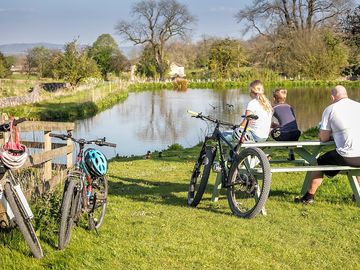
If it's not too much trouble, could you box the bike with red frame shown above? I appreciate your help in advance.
[49,132,116,250]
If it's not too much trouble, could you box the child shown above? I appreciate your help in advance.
[271,88,301,141]
[237,80,273,142]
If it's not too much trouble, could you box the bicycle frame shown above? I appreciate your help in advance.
[0,170,34,224]
[70,141,95,213]
[200,115,252,188]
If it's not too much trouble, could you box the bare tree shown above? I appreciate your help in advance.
[235,0,354,36]
[115,0,195,81]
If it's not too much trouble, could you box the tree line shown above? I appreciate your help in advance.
[0,0,359,83]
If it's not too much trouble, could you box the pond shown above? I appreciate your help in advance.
[73,87,360,158]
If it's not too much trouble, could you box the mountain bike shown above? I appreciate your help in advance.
[187,110,271,218]
[0,118,44,258]
[49,132,116,250]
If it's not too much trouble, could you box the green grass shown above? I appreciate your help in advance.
[2,81,129,121]
[0,79,35,98]
[1,144,360,269]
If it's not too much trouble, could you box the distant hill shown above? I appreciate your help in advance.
[0,43,64,55]
[0,43,138,58]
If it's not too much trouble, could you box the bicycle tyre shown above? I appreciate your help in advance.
[188,146,214,207]
[227,147,271,218]
[58,179,78,250]
[88,176,108,230]
[4,183,43,258]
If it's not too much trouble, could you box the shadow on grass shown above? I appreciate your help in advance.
[108,175,232,217]
[269,189,299,199]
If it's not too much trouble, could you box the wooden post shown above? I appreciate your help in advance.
[66,129,73,169]
[0,113,9,146]
[43,131,52,181]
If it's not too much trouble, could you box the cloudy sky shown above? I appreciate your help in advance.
[1,0,359,46]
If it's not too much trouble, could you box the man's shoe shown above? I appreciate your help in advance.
[294,196,314,204]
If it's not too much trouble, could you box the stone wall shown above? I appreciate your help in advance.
[0,84,41,108]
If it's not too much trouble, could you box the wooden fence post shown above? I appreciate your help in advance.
[67,129,73,169]
[0,113,9,146]
[43,131,52,181]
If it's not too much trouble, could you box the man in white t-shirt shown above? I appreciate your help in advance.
[295,85,360,204]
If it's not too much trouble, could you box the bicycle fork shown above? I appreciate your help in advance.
[0,183,34,223]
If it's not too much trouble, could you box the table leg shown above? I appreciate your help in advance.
[294,147,321,195]
[211,172,222,202]
[301,172,312,195]
[347,172,360,207]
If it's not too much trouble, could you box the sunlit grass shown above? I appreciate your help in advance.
[2,81,129,121]
[1,144,359,269]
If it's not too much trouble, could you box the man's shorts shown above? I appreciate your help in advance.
[317,150,360,177]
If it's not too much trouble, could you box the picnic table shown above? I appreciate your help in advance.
[211,140,360,207]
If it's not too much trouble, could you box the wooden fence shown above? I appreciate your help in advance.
[0,120,75,197]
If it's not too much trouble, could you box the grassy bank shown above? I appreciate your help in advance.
[3,81,129,121]
[1,143,359,269]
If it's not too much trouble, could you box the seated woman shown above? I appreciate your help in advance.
[271,88,301,141]
[238,80,273,143]
[223,80,272,161]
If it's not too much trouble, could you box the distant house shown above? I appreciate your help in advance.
[169,63,185,79]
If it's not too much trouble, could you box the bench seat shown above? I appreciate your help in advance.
[269,165,360,173]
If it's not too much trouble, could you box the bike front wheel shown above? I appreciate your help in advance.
[227,147,271,218]
[58,179,79,250]
[4,183,43,258]
[88,176,108,230]
[188,146,214,207]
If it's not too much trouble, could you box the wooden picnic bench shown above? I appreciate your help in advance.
[211,140,360,207]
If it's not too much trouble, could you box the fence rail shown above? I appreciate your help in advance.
[0,118,75,197]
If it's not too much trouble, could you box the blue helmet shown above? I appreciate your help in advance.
[84,148,108,177]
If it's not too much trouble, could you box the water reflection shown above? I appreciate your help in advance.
[71,87,360,157]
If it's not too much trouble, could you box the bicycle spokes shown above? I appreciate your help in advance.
[227,147,271,218]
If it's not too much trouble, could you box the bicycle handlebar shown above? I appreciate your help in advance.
[0,117,27,132]
[187,109,258,128]
[242,114,259,120]
[49,133,117,148]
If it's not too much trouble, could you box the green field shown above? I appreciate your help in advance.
[1,145,359,269]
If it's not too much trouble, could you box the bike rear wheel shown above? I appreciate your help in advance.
[58,179,79,250]
[227,147,271,218]
[188,146,214,207]
[88,176,108,230]
[4,183,43,258]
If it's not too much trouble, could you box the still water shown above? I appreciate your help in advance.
[73,87,360,158]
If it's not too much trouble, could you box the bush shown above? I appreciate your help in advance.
[167,143,184,151]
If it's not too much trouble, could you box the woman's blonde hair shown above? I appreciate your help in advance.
[249,80,272,113]
[273,88,287,104]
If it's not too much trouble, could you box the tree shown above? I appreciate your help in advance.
[250,29,349,79]
[0,52,11,78]
[115,0,195,80]
[58,41,100,86]
[25,46,52,77]
[342,5,360,47]
[341,5,360,75]
[136,45,159,79]
[90,34,128,80]
[110,51,130,76]
[165,39,196,69]
[235,0,353,36]
[208,39,247,79]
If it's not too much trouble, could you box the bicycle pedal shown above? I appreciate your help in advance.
[212,162,222,173]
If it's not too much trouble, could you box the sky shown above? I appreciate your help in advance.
[1,0,360,46]
[0,0,248,46]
